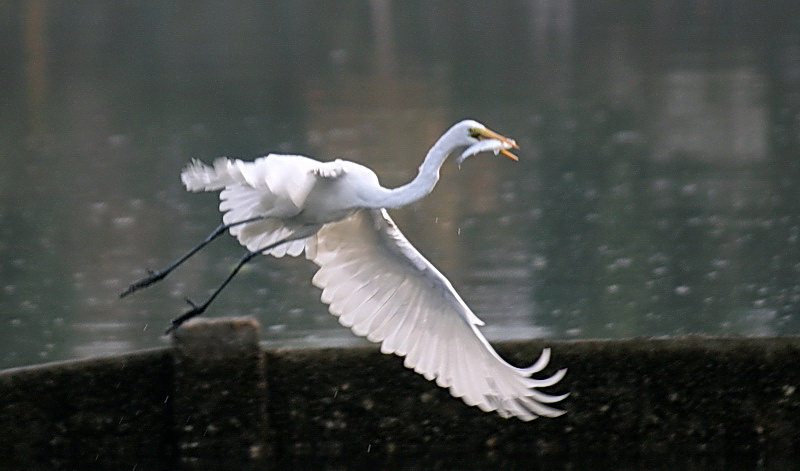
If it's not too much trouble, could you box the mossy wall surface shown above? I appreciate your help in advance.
[1,318,798,470]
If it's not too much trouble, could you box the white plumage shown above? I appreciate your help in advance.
[178,120,567,420]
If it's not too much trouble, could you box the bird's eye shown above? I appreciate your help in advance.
[468,128,484,139]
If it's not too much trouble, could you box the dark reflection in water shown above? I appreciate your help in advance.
[1,1,799,377]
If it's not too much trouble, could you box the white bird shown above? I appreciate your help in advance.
[122,119,567,421]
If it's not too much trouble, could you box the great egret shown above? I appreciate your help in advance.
[122,119,567,421]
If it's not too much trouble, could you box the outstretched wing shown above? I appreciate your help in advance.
[309,209,567,421]
[181,155,339,257]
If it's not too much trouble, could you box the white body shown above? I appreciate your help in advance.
[180,120,567,421]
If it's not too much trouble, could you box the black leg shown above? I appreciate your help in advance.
[120,216,265,298]
[164,249,263,334]
[162,228,314,335]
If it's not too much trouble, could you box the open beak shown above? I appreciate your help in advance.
[475,128,520,161]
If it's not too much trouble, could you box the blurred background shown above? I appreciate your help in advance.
[1,0,799,368]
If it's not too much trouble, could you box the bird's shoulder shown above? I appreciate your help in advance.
[311,158,379,182]
[258,155,371,180]
[244,155,382,212]
[311,158,347,179]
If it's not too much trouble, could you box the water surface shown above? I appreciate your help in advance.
[1,1,799,370]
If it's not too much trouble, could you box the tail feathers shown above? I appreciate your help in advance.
[181,158,243,191]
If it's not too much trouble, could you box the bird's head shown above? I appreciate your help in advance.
[454,120,520,167]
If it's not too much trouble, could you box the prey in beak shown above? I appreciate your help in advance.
[458,126,520,167]
[470,127,520,161]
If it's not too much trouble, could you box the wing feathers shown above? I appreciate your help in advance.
[309,209,566,420]
[184,155,567,420]
[181,155,325,257]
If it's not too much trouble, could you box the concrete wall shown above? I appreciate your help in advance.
[0,347,174,469]
[1,317,798,470]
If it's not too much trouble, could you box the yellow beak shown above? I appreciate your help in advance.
[476,128,520,161]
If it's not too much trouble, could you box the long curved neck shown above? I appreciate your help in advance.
[369,128,459,209]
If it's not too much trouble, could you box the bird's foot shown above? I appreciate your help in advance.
[164,297,207,335]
